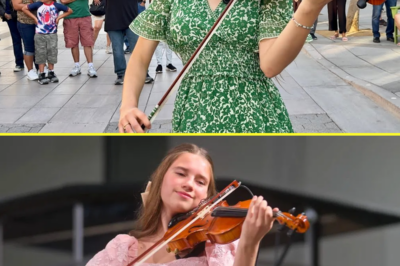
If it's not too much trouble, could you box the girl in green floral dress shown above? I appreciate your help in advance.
[119,0,331,133]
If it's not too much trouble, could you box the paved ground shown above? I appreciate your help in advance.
[0,2,399,133]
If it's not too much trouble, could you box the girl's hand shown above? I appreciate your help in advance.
[94,0,101,5]
[240,196,277,246]
[119,107,151,133]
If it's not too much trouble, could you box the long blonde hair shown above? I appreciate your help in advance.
[129,143,217,239]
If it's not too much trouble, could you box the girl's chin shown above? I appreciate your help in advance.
[171,203,195,215]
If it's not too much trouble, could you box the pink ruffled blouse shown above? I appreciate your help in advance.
[86,234,238,266]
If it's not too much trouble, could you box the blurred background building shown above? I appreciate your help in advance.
[0,137,399,266]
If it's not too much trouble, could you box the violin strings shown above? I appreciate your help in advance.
[213,207,294,221]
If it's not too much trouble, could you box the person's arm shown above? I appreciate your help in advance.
[118,0,171,133]
[119,37,159,132]
[232,196,277,266]
[259,0,330,78]
[232,240,260,266]
[11,0,25,11]
[21,4,37,23]
[56,7,72,23]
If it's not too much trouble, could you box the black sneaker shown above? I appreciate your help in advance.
[387,37,394,42]
[156,65,163,73]
[373,37,380,43]
[124,47,130,54]
[166,64,177,72]
[38,72,50,85]
[47,70,59,83]
[310,33,318,40]
[145,73,154,84]
[115,75,124,85]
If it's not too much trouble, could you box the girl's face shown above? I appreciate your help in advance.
[161,153,212,215]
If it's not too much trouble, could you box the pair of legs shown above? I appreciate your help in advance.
[17,21,37,72]
[34,34,58,84]
[155,42,173,66]
[93,16,111,47]
[328,0,347,40]
[107,28,138,78]
[372,0,396,41]
[63,16,97,76]
[6,19,24,70]
[395,13,400,45]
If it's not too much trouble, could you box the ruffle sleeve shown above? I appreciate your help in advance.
[258,0,293,42]
[205,240,239,266]
[129,0,172,42]
[86,234,138,266]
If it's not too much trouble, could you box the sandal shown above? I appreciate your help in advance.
[342,36,348,42]
[330,34,339,40]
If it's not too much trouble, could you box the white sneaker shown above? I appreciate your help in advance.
[87,65,98,78]
[105,46,112,54]
[70,65,81,77]
[27,69,39,81]
[14,65,23,72]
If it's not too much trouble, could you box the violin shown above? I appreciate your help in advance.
[129,180,310,266]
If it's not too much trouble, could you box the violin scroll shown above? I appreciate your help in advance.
[274,209,310,234]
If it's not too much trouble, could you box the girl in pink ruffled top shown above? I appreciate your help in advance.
[87,143,277,266]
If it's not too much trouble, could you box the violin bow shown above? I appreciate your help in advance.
[141,0,239,131]
[128,180,241,266]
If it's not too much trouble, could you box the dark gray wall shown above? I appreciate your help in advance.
[0,137,105,201]
[168,137,400,215]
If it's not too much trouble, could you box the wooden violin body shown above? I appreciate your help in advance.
[128,181,310,266]
[165,199,310,253]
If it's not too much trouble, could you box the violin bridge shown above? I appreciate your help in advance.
[198,205,211,219]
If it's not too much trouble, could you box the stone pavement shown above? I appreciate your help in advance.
[0,3,400,134]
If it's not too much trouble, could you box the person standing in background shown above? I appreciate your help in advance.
[0,0,24,72]
[91,0,112,54]
[60,0,98,78]
[327,0,347,41]
[12,0,40,80]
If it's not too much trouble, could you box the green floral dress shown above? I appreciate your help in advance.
[130,0,294,133]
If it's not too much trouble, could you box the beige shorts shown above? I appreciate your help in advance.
[93,15,105,21]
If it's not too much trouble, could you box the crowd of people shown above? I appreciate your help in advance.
[0,0,178,84]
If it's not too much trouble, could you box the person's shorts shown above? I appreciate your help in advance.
[34,33,58,64]
[93,15,105,21]
[63,16,94,48]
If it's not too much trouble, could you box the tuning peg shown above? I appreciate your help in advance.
[166,247,171,253]
[289,207,296,214]
[174,248,179,255]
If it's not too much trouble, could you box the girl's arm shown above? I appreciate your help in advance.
[119,37,159,132]
[232,196,277,266]
[232,240,260,266]
[259,0,329,78]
